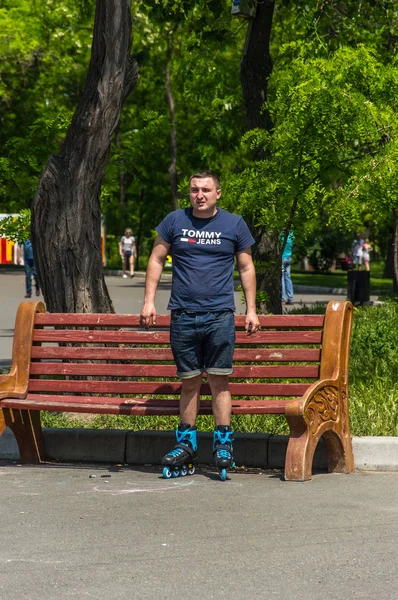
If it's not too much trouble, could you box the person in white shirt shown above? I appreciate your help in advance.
[119,228,136,278]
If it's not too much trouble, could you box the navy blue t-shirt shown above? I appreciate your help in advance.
[156,208,255,311]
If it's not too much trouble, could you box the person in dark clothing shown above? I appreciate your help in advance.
[140,170,260,479]
[17,239,40,298]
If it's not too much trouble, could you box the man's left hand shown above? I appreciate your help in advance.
[245,312,261,335]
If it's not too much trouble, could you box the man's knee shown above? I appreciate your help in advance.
[181,374,203,392]
[207,374,230,393]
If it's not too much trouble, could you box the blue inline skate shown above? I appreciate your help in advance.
[213,425,235,481]
[161,423,197,479]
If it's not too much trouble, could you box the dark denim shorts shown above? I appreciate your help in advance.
[170,310,235,379]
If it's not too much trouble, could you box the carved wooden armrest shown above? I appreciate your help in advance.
[285,378,345,437]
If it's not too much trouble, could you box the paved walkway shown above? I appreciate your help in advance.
[1,463,398,600]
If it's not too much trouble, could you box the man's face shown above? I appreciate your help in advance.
[189,177,221,218]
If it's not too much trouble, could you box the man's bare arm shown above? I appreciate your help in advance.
[236,248,260,334]
[140,235,171,328]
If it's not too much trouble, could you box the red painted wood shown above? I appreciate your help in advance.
[234,315,324,328]
[30,346,321,363]
[2,395,292,416]
[32,329,322,344]
[35,312,324,329]
[29,362,319,378]
[31,346,176,361]
[28,379,311,396]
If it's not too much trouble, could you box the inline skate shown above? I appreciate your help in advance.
[213,425,235,481]
[161,423,197,479]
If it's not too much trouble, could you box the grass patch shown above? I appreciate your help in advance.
[291,268,392,293]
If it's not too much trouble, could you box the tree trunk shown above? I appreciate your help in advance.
[240,0,274,132]
[166,31,178,211]
[253,227,281,314]
[240,1,280,313]
[31,0,138,313]
[115,125,126,206]
[393,208,398,294]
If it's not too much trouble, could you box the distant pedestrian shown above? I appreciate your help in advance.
[281,231,294,305]
[351,233,364,270]
[362,239,373,271]
[119,228,136,278]
[17,239,40,298]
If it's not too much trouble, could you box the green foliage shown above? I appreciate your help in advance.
[0,209,31,241]
[225,44,398,240]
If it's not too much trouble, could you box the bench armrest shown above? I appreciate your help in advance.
[285,378,345,438]
[0,301,45,401]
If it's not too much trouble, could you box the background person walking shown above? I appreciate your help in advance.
[119,228,136,278]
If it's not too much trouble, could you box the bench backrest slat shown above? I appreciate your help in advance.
[30,346,322,362]
[34,313,325,328]
[29,363,319,379]
[32,329,323,345]
[28,379,312,396]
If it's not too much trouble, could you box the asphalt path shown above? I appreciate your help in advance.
[0,463,397,600]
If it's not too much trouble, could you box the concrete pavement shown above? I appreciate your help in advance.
[0,462,397,600]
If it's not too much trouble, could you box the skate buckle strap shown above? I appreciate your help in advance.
[213,443,232,458]
[174,443,195,458]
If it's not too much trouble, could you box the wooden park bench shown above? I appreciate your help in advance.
[0,300,354,481]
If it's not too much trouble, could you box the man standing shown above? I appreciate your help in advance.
[281,230,295,305]
[17,239,40,299]
[140,170,260,477]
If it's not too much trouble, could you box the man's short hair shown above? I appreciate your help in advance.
[189,170,221,190]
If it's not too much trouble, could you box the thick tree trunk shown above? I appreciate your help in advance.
[240,1,280,314]
[31,0,138,313]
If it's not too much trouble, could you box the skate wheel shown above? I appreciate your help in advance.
[171,468,180,478]
[219,468,227,482]
[180,466,188,477]
[163,466,172,479]
[188,465,195,476]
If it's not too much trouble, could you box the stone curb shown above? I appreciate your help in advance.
[0,427,397,472]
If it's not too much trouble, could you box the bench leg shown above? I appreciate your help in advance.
[3,408,46,464]
[284,425,354,481]
[322,429,354,474]
[0,409,6,437]
[284,429,316,482]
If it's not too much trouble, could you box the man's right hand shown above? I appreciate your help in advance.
[140,303,157,329]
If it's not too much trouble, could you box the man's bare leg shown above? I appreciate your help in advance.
[179,374,203,426]
[207,374,232,426]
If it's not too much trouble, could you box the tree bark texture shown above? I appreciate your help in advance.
[393,208,398,294]
[32,0,138,313]
[240,0,274,132]
[166,32,178,211]
[253,227,282,314]
[240,1,279,313]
